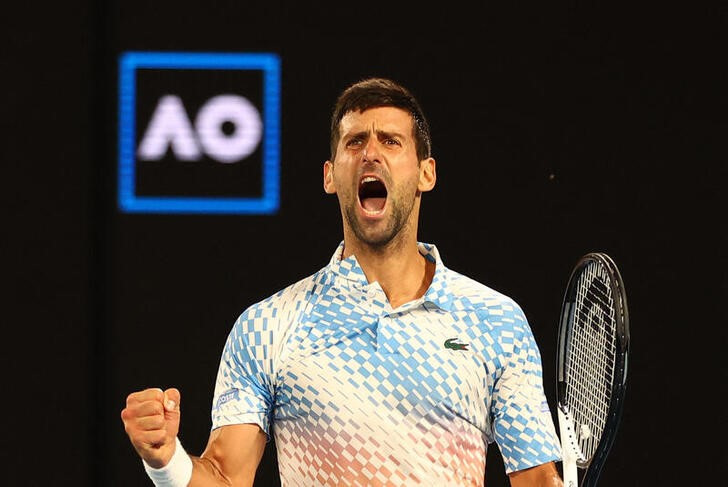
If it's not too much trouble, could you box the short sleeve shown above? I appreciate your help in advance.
[490,304,562,473]
[211,309,276,437]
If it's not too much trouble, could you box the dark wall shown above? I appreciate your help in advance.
[7,2,726,486]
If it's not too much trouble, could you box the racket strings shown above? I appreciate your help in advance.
[565,261,618,462]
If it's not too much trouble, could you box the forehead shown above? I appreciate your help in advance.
[339,106,414,136]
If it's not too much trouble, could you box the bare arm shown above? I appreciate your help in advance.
[189,424,267,486]
[121,388,267,486]
[508,462,563,487]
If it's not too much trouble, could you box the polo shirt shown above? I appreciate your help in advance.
[211,242,562,485]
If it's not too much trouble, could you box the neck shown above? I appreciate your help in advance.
[341,232,435,309]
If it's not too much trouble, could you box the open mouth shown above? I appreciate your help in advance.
[358,176,387,214]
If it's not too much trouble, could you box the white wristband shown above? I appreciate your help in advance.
[142,437,193,487]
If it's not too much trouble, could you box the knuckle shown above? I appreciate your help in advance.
[147,388,164,400]
[150,402,163,415]
[126,392,137,405]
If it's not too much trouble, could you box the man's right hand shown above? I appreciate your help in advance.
[121,387,182,468]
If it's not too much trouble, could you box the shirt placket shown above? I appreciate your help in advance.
[374,292,425,355]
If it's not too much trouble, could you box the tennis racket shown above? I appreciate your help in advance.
[556,252,630,487]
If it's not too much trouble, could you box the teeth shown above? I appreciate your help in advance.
[361,176,379,184]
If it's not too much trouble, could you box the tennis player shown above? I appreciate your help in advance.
[121,77,564,486]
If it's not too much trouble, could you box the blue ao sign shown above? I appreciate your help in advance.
[118,51,281,214]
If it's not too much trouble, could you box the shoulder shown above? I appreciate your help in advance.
[441,266,535,345]
[232,267,328,333]
[445,267,526,317]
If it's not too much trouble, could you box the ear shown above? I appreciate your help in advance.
[417,157,436,192]
[323,160,336,194]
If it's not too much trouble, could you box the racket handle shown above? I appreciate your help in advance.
[558,408,580,487]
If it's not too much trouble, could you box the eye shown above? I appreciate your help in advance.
[384,138,401,146]
[346,137,363,147]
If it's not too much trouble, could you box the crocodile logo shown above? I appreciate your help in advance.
[444,338,469,351]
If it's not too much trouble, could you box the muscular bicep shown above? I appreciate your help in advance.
[508,462,563,487]
[190,424,267,487]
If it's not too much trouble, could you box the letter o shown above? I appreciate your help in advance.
[194,95,263,163]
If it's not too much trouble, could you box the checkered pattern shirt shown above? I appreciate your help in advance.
[211,242,562,486]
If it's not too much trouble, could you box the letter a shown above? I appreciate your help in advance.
[137,95,202,161]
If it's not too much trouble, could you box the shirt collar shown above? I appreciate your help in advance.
[326,241,455,311]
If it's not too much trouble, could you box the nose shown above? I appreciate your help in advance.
[362,138,381,163]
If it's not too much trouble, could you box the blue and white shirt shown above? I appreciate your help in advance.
[211,242,562,486]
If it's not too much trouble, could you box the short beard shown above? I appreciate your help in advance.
[344,186,416,249]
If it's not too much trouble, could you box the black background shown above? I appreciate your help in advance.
[5,1,726,486]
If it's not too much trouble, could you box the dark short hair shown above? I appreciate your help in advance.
[329,78,432,161]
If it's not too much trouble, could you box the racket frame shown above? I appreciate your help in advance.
[556,252,630,487]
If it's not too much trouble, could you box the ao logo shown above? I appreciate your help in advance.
[138,94,263,163]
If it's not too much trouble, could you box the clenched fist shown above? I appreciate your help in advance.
[121,387,182,468]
